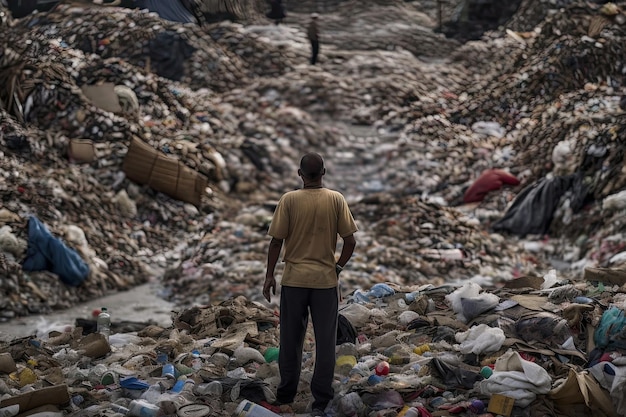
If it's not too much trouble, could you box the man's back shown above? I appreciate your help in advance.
[268,188,356,289]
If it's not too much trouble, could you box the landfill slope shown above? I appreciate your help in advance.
[0,0,624,320]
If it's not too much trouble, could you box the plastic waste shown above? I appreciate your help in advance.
[336,342,358,357]
[263,347,279,363]
[455,324,506,354]
[335,355,357,375]
[413,344,430,355]
[594,306,626,350]
[431,358,482,389]
[339,392,365,416]
[96,307,111,340]
[516,312,572,347]
[128,399,160,417]
[191,350,202,371]
[162,363,176,379]
[361,390,404,410]
[194,380,223,396]
[445,282,499,323]
[480,366,493,379]
[375,361,390,376]
[368,283,395,298]
[140,384,163,403]
[398,310,420,326]
[233,346,265,366]
[541,269,559,289]
[235,399,281,417]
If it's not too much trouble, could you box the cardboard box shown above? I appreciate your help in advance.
[81,83,122,113]
[123,136,208,206]
[68,139,96,163]
[487,393,515,416]
[0,385,70,412]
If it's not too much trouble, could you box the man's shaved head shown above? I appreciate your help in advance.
[299,152,325,179]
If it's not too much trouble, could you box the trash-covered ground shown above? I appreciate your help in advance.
[2,0,626,416]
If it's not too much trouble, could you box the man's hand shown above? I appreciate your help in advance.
[263,275,276,302]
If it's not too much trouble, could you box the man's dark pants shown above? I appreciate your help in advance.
[276,286,338,411]
[310,40,320,65]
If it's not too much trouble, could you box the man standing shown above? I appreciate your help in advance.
[266,0,286,25]
[263,152,357,416]
[307,13,320,65]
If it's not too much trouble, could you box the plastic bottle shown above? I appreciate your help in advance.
[97,307,111,340]
[190,350,202,370]
[109,404,130,415]
[194,380,223,396]
[171,380,195,409]
[234,399,281,417]
[128,399,160,417]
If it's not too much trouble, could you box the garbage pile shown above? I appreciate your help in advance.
[1,0,626,416]
[1,270,626,417]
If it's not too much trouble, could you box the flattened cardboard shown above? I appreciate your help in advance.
[81,83,122,113]
[0,384,70,412]
[74,332,111,358]
[68,139,96,163]
[487,393,515,416]
[549,368,618,417]
[123,136,208,206]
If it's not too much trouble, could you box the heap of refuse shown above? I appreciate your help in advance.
[1,0,626,415]
[2,268,626,416]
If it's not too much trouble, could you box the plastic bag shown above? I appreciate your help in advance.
[445,282,499,323]
[594,306,626,350]
[455,324,506,355]
[337,314,357,345]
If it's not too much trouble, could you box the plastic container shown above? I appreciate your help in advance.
[234,399,281,417]
[110,404,130,415]
[375,361,390,376]
[190,351,202,370]
[194,381,223,396]
[128,399,160,417]
[335,355,357,375]
[97,307,111,340]
[162,364,176,379]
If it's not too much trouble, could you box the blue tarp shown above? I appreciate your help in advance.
[22,216,90,286]
[135,0,196,24]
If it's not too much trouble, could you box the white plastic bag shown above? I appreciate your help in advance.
[445,282,499,323]
[455,324,505,355]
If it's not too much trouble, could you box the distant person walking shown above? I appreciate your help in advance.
[263,152,357,416]
[266,0,286,25]
[307,13,320,65]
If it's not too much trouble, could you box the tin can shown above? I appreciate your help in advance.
[162,363,176,379]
